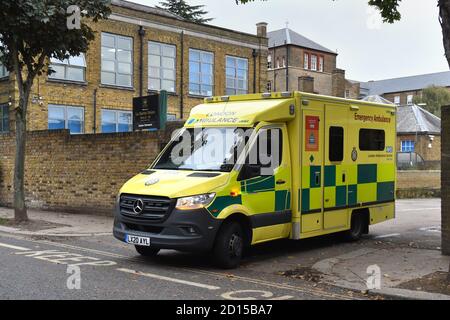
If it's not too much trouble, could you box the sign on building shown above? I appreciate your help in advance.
[133,91,167,131]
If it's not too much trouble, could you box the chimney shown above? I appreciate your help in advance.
[299,76,315,93]
[332,68,346,98]
[256,22,268,38]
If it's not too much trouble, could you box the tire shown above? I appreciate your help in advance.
[213,221,244,269]
[135,245,160,257]
[344,213,365,241]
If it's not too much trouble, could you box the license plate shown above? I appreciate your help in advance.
[125,234,151,246]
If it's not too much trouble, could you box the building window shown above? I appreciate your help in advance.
[267,54,272,69]
[226,56,248,95]
[359,129,385,151]
[319,56,324,72]
[401,140,415,152]
[407,94,413,105]
[49,54,86,82]
[266,81,272,92]
[394,95,401,105]
[311,55,318,71]
[345,90,350,98]
[101,33,133,87]
[329,126,344,162]
[189,49,214,96]
[276,58,280,68]
[0,104,9,133]
[0,61,8,79]
[148,41,176,93]
[101,109,132,133]
[304,53,309,69]
[48,105,84,134]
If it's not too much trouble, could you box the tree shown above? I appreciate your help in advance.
[158,0,212,23]
[0,0,110,222]
[413,86,450,117]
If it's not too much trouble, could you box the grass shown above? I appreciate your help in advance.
[0,217,9,225]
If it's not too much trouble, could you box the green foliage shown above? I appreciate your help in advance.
[158,0,212,23]
[413,86,450,117]
[0,0,111,79]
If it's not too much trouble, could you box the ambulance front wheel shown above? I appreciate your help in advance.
[213,221,244,269]
[135,245,160,257]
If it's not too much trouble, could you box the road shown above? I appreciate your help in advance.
[0,199,441,300]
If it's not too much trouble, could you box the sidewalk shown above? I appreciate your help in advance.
[312,246,450,300]
[0,207,112,237]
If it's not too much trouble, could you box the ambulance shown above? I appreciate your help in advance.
[113,92,396,268]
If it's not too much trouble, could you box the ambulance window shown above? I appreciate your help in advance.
[359,129,385,151]
[250,128,283,168]
[329,126,344,162]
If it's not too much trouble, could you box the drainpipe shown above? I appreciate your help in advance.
[285,41,289,91]
[252,49,258,93]
[180,31,185,119]
[138,26,146,97]
[93,88,97,134]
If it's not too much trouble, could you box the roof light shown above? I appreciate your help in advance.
[205,97,214,102]
[220,96,230,102]
[350,105,359,111]
[262,93,271,98]
[281,92,292,97]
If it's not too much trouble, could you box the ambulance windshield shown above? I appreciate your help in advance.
[153,127,254,172]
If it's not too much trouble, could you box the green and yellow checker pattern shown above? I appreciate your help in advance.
[300,163,395,213]
[207,175,291,217]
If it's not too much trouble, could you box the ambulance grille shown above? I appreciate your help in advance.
[120,194,173,222]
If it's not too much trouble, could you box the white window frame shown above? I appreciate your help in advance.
[0,104,9,133]
[319,56,324,72]
[407,94,414,105]
[304,53,309,69]
[225,56,248,95]
[49,53,86,82]
[401,140,415,152]
[266,81,272,92]
[48,105,85,134]
[394,95,401,105]
[101,109,133,133]
[311,54,318,71]
[148,41,176,93]
[101,33,133,88]
[267,54,272,69]
[189,48,214,96]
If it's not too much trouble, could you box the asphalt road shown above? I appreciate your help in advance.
[0,199,441,300]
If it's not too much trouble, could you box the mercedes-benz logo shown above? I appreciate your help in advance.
[133,199,144,214]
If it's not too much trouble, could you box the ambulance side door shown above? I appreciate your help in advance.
[323,104,350,230]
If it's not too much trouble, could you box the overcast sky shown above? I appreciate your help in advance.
[130,0,448,82]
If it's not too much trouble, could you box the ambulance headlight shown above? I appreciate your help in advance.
[176,193,216,210]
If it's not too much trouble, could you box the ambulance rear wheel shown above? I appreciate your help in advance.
[135,245,160,257]
[345,213,365,241]
[213,221,244,269]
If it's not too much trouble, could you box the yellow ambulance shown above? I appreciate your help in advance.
[113,92,396,268]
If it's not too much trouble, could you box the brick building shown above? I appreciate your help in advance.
[0,0,268,135]
[265,27,355,98]
[396,103,441,168]
[359,71,450,105]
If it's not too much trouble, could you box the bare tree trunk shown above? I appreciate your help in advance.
[438,0,450,282]
[13,97,28,222]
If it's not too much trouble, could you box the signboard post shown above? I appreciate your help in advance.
[133,90,167,131]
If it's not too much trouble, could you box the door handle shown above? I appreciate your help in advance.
[276,179,286,185]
